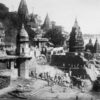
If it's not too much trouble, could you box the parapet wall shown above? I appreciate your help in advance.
[51,53,85,69]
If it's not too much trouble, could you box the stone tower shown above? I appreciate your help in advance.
[69,18,84,52]
[16,24,31,78]
[16,24,30,56]
[94,38,100,53]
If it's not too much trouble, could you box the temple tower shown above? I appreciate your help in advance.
[42,14,52,31]
[69,19,84,52]
[94,38,100,53]
[16,24,31,78]
[18,0,29,26]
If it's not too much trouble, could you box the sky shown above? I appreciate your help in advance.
[0,0,100,34]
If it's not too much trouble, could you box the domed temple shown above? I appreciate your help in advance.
[85,38,94,53]
[69,19,84,52]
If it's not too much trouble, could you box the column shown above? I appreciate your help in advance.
[19,59,30,79]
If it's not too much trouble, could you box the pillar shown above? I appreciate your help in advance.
[18,59,30,79]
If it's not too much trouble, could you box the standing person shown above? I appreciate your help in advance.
[34,46,38,57]
[41,46,47,56]
[69,68,72,77]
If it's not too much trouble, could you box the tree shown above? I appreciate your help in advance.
[0,3,9,19]
[44,26,65,47]
[8,12,19,28]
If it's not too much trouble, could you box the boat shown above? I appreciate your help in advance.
[8,90,27,99]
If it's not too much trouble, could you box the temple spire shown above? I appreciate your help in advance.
[94,38,100,53]
[73,18,79,28]
[42,13,52,31]
[18,0,29,23]
[85,38,94,53]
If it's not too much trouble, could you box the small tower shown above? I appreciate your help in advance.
[16,24,30,56]
[85,38,94,53]
[16,24,31,79]
[94,38,100,53]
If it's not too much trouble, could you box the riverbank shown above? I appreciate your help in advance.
[0,78,97,100]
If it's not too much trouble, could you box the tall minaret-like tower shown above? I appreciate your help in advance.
[16,24,30,56]
[16,24,31,79]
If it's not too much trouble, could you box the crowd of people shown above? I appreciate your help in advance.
[30,69,88,91]
[30,71,71,87]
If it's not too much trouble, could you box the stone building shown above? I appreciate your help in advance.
[69,19,84,52]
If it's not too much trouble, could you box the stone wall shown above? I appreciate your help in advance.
[51,54,85,69]
[50,54,88,78]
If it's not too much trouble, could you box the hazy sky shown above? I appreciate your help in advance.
[0,0,100,34]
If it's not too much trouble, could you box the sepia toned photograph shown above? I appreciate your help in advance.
[0,0,100,100]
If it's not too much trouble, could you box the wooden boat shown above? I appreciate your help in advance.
[8,90,27,99]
